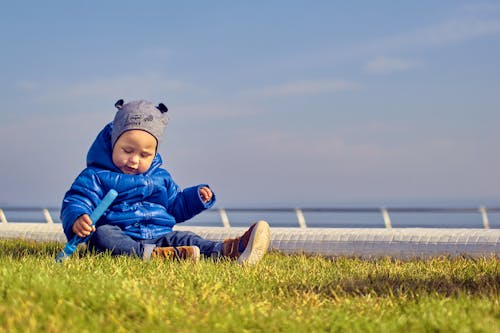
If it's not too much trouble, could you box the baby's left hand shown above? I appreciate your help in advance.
[199,186,213,203]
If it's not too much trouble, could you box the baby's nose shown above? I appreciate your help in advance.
[129,155,139,164]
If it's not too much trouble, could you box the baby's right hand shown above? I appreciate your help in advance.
[72,214,95,237]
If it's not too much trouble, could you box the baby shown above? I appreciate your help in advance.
[60,99,270,264]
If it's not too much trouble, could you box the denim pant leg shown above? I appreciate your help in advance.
[88,224,144,257]
[157,231,222,257]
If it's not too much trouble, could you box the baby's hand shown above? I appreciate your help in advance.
[72,214,95,237]
[199,186,213,203]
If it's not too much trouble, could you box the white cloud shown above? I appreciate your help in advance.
[0,112,110,205]
[16,73,188,105]
[279,6,500,75]
[411,18,500,46]
[369,15,500,53]
[139,47,173,60]
[365,57,419,74]
[248,79,359,97]
[212,128,500,201]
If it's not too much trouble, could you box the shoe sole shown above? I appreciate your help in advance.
[175,246,200,261]
[238,220,271,265]
[191,246,201,262]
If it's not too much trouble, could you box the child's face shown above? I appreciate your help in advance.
[112,130,157,174]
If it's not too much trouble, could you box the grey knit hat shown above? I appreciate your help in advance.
[111,99,169,147]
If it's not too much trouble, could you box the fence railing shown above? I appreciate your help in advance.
[1,206,499,229]
[216,207,500,229]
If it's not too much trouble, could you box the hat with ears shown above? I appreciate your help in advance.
[111,99,169,147]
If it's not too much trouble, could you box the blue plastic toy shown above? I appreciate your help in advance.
[55,189,118,262]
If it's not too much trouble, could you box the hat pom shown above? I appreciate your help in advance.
[114,99,124,110]
[157,103,168,114]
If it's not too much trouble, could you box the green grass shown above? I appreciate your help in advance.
[0,239,498,333]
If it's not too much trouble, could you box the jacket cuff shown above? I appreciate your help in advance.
[62,210,88,241]
[196,184,216,209]
[183,184,216,211]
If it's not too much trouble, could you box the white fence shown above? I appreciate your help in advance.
[0,223,499,259]
[1,206,499,229]
[1,206,499,258]
[1,205,499,258]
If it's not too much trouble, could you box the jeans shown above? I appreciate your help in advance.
[88,224,223,260]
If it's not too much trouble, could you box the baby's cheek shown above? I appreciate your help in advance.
[139,158,154,173]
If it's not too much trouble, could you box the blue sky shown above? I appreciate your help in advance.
[0,1,499,207]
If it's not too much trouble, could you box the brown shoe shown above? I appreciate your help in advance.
[151,246,201,261]
[222,220,270,265]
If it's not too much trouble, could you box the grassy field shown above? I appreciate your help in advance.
[0,239,498,332]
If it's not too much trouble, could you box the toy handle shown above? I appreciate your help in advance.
[55,189,118,262]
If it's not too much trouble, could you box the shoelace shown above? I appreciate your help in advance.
[172,246,183,259]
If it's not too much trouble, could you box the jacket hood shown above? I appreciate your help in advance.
[86,122,162,174]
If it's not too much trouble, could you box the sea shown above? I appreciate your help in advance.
[2,202,499,229]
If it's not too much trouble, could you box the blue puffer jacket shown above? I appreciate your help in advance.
[60,123,215,241]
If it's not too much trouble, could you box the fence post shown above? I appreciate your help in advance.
[219,208,231,228]
[295,208,307,228]
[0,209,7,223]
[381,208,392,229]
[42,209,54,224]
[479,206,490,229]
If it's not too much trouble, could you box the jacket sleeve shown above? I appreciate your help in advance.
[60,168,105,240]
[163,176,216,223]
